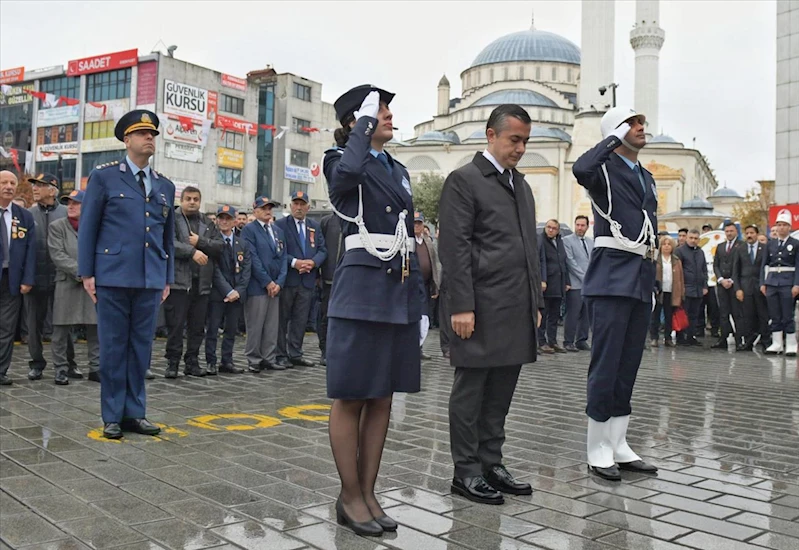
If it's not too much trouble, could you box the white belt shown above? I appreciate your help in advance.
[594,236,652,259]
[766,266,796,274]
[345,233,415,254]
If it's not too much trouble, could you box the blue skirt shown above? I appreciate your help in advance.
[326,317,421,399]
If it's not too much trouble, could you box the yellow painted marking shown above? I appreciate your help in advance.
[278,404,331,422]
[186,413,282,431]
[86,423,188,443]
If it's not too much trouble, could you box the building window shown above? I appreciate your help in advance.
[257,83,275,198]
[535,66,541,81]
[289,182,309,195]
[551,67,557,81]
[38,124,79,145]
[220,131,244,151]
[293,82,311,101]
[489,68,494,82]
[519,66,524,79]
[567,68,573,82]
[292,117,311,135]
[217,167,242,186]
[221,94,244,116]
[290,149,309,167]
[503,67,509,80]
[39,76,80,107]
[85,68,131,102]
[36,159,77,192]
[83,121,115,140]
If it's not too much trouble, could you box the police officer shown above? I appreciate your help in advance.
[78,109,174,440]
[760,210,799,356]
[324,85,422,536]
[572,106,659,481]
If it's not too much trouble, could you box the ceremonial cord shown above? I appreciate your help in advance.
[591,163,657,252]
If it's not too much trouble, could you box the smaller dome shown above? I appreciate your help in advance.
[415,131,461,145]
[711,187,742,198]
[438,74,450,87]
[681,196,713,210]
[474,89,557,108]
[649,134,682,145]
[464,130,487,141]
[530,127,572,142]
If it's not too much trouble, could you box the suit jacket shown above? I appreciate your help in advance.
[211,232,251,302]
[241,220,287,297]
[274,215,327,289]
[28,202,67,290]
[324,116,424,325]
[47,217,97,325]
[562,234,593,290]
[172,207,223,293]
[78,160,175,289]
[674,245,708,298]
[4,202,36,294]
[732,240,766,295]
[714,238,742,288]
[572,139,658,303]
[439,152,544,368]
[319,213,343,284]
[541,232,570,298]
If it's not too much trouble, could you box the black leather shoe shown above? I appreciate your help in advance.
[576,342,592,351]
[54,370,69,385]
[374,514,398,532]
[219,363,244,374]
[451,476,504,505]
[28,368,43,381]
[184,364,207,377]
[66,366,84,379]
[276,358,292,369]
[87,371,101,383]
[144,369,155,380]
[103,423,123,439]
[121,418,161,436]
[564,343,579,352]
[485,464,532,495]
[248,364,262,373]
[164,362,179,379]
[552,344,568,354]
[736,344,752,352]
[335,498,383,537]
[289,357,314,367]
[0,374,12,386]
[206,363,218,376]
[618,460,658,473]
[710,340,727,349]
[689,338,703,347]
[589,465,621,481]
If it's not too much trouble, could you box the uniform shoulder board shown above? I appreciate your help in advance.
[96,160,120,170]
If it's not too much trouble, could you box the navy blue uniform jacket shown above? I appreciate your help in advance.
[5,203,36,294]
[274,216,327,289]
[760,236,799,287]
[241,221,287,297]
[78,160,175,289]
[324,116,423,325]
[572,136,658,303]
[212,233,252,302]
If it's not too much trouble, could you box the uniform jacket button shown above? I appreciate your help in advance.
[386,268,392,274]
[145,198,150,202]
[385,206,392,213]
[146,227,150,232]
[145,242,149,248]
[104,248,109,253]
[145,212,150,217]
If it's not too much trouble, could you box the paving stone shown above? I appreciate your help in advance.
[515,508,617,539]
[578,492,673,519]
[385,504,469,535]
[644,493,738,519]
[210,521,306,550]
[442,507,544,537]
[120,480,194,504]
[233,499,322,531]
[251,480,333,509]
[25,494,101,523]
[443,526,546,550]
[190,481,264,507]
[526,490,606,517]
[672,531,765,550]
[708,494,799,520]
[14,538,94,549]
[91,494,173,525]
[749,532,799,550]
[633,478,721,501]
[161,498,245,528]
[1,489,29,516]
[26,461,94,484]
[597,531,696,550]
[0,511,68,546]
[588,510,691,541]
[381,487,471,514]
[59,516,147,549]
[520,528,618,550]
[693,479,774,501]
[285,522,389,550]
[132,518,224,550]
[2,475,65,500]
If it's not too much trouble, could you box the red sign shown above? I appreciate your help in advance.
[0,66,24,84]
[216,114,257,135]
[769,204,799,230]
[221,74,247,92]
[207,91,218,121]
[67,49,138,76]
[136,61,157,106]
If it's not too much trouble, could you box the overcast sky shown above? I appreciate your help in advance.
[1,0,776,194]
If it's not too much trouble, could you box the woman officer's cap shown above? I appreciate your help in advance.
[334,84,394,124]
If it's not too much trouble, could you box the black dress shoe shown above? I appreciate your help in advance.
[335,498,383,537]
[589,465,621,481]
[66,366,84,379]
[564,343,579,352]
[485,464,532,495]
[736,344,752,352]
[248,363,262,373]
[87,371,101,383]
[54,370,69,385]
[451,476,504,505]
[103,423,123,439]
[184,364,207,377]
[289,357,315,367]
[374,514,398,532]
[219,363,244,374]
[276,358,292,369]
[28,368,43,381]
[0,374,12,386]
[121,418,161,436]
[710,340,727,349]
[576,342,592,351]
[618,460,658,473]
[206,363,218,376]
[552,344,568,354]
[164,362,179,379]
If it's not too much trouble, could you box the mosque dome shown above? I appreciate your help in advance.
[414,131,461,145]
[711,187,742,198]
[681,197,714,210]
[530,127,572,142]
[650,134,678,144]
[473,89,558,108]
[470,29,581,68]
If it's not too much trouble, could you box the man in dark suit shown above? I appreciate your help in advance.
[732,224,770,351]
[674,229,708,347]
[318,212,342,366]
[78,110,174,439]
[539,219,570,354]
[440,104,543,505]
[205,205,251,374]
[712,221,743,349]
[0,171,36,385]
[274,191,327,368]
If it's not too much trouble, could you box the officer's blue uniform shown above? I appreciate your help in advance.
[760,236,799,333]
[78,111,175,424]
[324,112,423,399]
[572,135,658,422]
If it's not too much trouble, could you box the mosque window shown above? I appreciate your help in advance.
[503,67,509,80]
[536,67,541,81]
[489,68,494,82]
[519,66,525,79]
[551,67,557,81]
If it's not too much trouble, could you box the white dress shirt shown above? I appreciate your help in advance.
[662,255,673,293]
[482,150,514,190]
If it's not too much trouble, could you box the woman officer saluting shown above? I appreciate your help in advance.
[324,86,423,536]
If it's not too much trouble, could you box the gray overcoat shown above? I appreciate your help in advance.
[48,217,97,326]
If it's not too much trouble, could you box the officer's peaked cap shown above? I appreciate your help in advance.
[115,109,160,141]
[334,84,394,124]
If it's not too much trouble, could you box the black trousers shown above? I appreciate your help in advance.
[741,289,770,345]
[277,285,313,360]
[701,290,720,335]
[680,296,704,341]
[1,270,22,376]
[163,284,209,363]
[26,288,73,371]
[650,293,674,341]
[538,297,562,346]
[318,283,332,358]
[563,289,589,345]
[449,365,522,478]
[439,288,452,354]
[205,299,243,366]
[716,285,742,340]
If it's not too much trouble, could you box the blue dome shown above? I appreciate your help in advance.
[473,89,557,108]
[471,29,580,68]
[650,134,680,144]
[530,127,572,142]
[712,187,742,198]
[681,197,713,210]
[415,131,461,145]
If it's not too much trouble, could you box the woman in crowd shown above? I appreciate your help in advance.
[651,236,684,347]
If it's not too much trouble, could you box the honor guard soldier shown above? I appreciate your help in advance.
[760,210,799,356]
[78,109,175,440]
[572,106,659,481]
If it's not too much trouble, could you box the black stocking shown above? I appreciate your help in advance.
[358,396,392,518]
[329,398,373,522]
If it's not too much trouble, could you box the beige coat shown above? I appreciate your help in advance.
[656,253,685,307]
[48,217,97,325]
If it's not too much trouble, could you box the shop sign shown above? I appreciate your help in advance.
[0,84,33,106]
[164,80,215,122]
[216,114,256,135]
[136,61,158,106]
[84,98,129,123]
[67,49,138,76]
[36,142,78,162]
[161,116,209,146]
[166,142,203,163]
[221,73,247,92]
[81,137,125,153]
[37,105,80,126]
[0,66,24,84]
[217,147,244,169]
[284,164,315,184]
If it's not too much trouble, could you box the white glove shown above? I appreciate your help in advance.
[354,90,380,120]
[610,122,631,141]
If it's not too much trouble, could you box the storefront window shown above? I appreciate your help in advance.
[39,76,80,106]
[86,68,132,102]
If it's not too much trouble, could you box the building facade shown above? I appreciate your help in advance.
[776,0,799,205]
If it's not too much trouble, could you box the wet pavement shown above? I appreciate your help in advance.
[2,330,799,549]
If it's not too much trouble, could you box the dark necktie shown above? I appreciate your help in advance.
[377,152,393,176]
[0,207,8,268]
[136,170,146,195]
[225,236,235,265]
[727,241,732,254]
[750,244,755,264]
[298,221,306,255]
[633,165,646,195]
[581,237,588,256]
[498,170,512,190]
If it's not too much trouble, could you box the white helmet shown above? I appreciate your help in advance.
[600,106,646,139]
[776,209,792,225]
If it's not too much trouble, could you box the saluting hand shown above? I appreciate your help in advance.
[82,277,97,304]
[188,231,200,247]
[451,311,475,340]
[354,91,380,120]
[192,250,208,265]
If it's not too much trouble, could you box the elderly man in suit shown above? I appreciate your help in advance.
[562,215,594,352]
[440,104,543,505]
[539,219,570,354]
[732,225,770,351]
[274,190,327,368]
[414,211,440,359]
[47,190,100,385]
[0,171,36,386]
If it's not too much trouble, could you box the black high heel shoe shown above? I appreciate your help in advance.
[336,498,383,537]
[373,514,398,532]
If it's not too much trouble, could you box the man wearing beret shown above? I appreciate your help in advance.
[78,109,175,439]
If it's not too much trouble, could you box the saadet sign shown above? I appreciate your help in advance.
[164,80,210,121]
[769,204,799,230]
[67,49,138,76]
